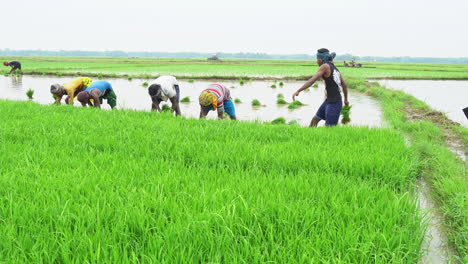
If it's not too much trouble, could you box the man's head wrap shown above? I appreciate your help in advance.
[3,62,8,66]
[316,48,336,63]
[50,83,64,94]
[199,91,217,110]
[82,77,93,87]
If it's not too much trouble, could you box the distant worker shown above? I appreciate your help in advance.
[463,107,468,120]
[76,80,117,109]
[50,77,93,105]
[148,75,181,116]
[343,61,349,67]
[292,48,349,127]
[3,60,21,74]
[199,84,236,120]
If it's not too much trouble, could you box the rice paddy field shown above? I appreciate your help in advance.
[2,56,468,80]
[0,56,467,263]
[0,100,424,263]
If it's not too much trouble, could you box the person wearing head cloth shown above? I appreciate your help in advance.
[292,48,349,127]
[199,84,236,120]
[147,75,181,116]
[50,77,93,105]
[3,60,21,74]
[76,80,117,109]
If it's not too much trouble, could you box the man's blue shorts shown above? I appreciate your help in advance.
[205,100,236,117]
[315,100,343,126]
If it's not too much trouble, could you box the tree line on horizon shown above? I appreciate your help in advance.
[1,49,467,64]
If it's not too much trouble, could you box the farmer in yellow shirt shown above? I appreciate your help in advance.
[50,77,93,105]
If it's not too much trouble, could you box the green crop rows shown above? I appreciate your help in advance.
[0,100,423,263]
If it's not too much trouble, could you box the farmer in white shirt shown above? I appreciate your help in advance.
[148,75,181,116]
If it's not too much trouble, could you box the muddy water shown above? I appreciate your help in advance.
[0,75,384,127]
[378,80,468,127]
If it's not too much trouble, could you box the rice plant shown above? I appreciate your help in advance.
[180,96,190,103]
[161,104,172,112]
[271,84,277,88]
[251,99,261,106]
[288,100,304,110]
[277,98,288,105]
[142,82,149,87]
[271,117,286,125]
[239,79,245,85]
[313,83,319,88]
[279,81,284,87]
[188,79,195,83]
[98,74,103,80]
[277,93,284,99]
[26,89,34,100]
[234,98,242,104]
[341,105,352,124]
[128,77,133,81]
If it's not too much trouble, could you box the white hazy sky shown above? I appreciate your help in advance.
[3,0,468,57]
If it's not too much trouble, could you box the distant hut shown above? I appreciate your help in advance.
[208,54,220,61]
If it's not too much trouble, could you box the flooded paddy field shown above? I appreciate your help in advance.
[0,75,384,127]
[378,80,468,127]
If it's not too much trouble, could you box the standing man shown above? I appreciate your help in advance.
[199,84,236,120]
[148,75,181,116]
[76,80,117,109]
[292,48,349,127]
[3,61,21,74]
[50,77,93,105]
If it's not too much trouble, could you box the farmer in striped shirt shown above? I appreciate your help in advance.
[199,84,236,120]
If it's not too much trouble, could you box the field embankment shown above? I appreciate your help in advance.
[348,79,467,263]
[0,100,423,263]
[2,56,468,80]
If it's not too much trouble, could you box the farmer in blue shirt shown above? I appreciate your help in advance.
[76,81,117,109]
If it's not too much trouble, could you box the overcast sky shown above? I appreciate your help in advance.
[3,0,467,57]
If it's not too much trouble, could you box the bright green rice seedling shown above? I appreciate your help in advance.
[313,83,319,88]
[230,86,236,89]
[98,74,103,80]
[180,96,190,103]
[161,104,172,112]
[188,79,195,83]
[42,72,46,76]
[271,84,277,88]
[288,120,299,126]
[271,117,286,125]
[239,79,245,85]
[251,99,261,106]
[128,76,133,81]
[234,98,242,103]
[277,98,288,105]
[288,101,304,110]
[279,81,284,87]
[142,82,149,87]
[26,89,34,100]
[277,93,284,99]
[341,105,352,121]
[57,73,62,77]
[4,73,9,77]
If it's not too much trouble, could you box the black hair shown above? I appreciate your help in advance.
[317,48,330,53]
[148,84,161,96]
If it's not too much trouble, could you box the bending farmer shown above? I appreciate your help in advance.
[77,80,117,109]
[148,75,181,116]
[292,48,349,127]
[3,61,21,74]
[199,84,236,120]
[50,77,93,105]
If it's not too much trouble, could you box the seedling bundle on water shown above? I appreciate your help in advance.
[26,89,34,100]
[234,98,242,104]
[288,100,304,109]
[251,99,262,106]
[161,104,173,112]
[180,96,190,103]
[142,82,149,87]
